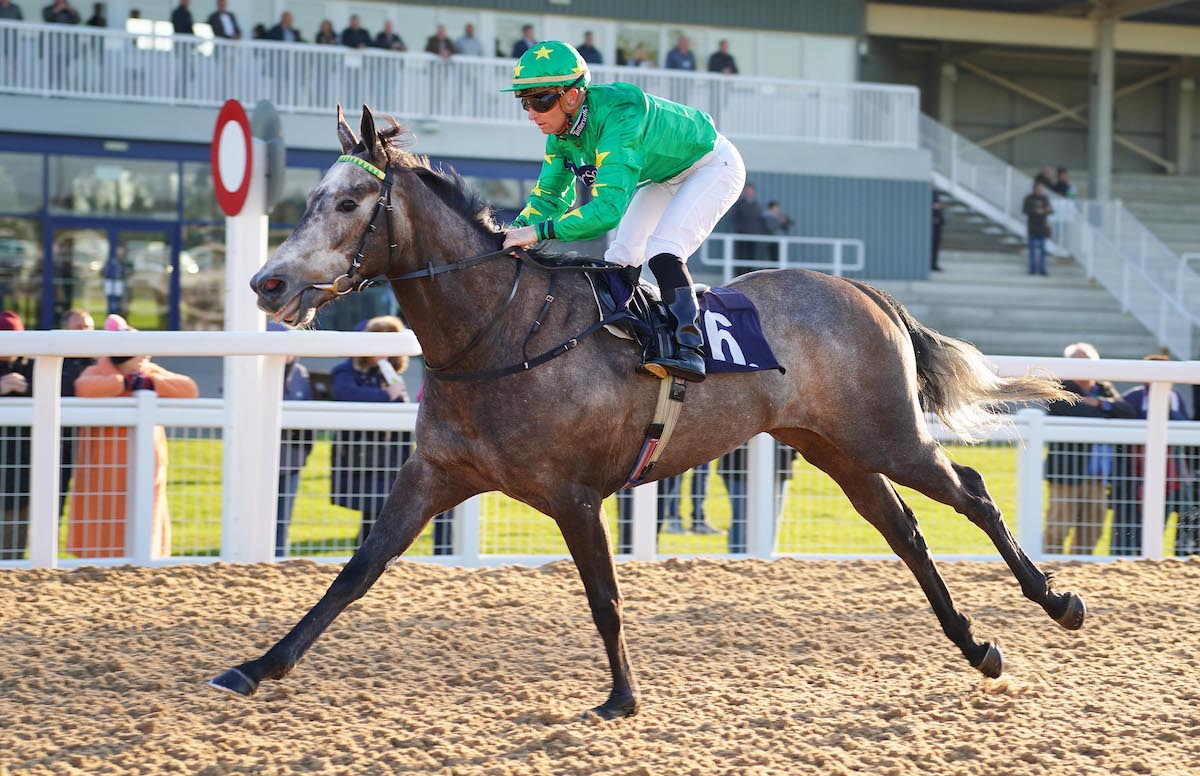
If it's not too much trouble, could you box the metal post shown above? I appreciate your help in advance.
[1087,16,1115,200]
[28,357,64,569]
[1140,382,1171,559]
[129,389,158,563]
[746,434,777,558]
[457,494,482,565]
[1005,166,1013,216]
[723,235,733,284]
[631,481,658,562]
[950,133,958,186]
[1015,408,1046,561]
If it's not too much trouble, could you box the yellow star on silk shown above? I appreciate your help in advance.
[559,208,583,222]
[595,150,611,167]
[531,185,543,197]
[513,63,524,77]
[544,153,556,165]
[571,65,581,74]
[519,204,542,220]
[590,183,607,197]
[533,46,553,60]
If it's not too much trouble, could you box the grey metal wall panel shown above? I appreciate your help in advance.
[386,0,866,35]
[716,173,931,280]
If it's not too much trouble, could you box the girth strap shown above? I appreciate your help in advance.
[623,376,688,488]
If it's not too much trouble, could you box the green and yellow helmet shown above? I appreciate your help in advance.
[502,40,591,93]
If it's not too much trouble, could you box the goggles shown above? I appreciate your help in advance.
[518,74,585,113]
[520,90,564,114]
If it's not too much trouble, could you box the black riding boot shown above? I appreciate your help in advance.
[646,289,706,382]
[645,253,705,382]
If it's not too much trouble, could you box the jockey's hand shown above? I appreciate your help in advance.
[502,225,538,251]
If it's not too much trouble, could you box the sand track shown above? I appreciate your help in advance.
[2,558,1199,775]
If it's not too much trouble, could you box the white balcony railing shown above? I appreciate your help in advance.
[0,20,919,148]
[694,233,865,282]
[0,331,1196,570]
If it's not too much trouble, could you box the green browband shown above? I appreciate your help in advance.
[337,155,386,180]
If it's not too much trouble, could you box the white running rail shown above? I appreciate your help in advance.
[0,20,919,148]
[694,234,865,282]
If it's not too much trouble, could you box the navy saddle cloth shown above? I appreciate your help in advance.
[598,272,784,375]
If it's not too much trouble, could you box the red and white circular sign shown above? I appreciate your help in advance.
[211,100,253,217]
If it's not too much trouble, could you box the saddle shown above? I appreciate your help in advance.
[587,270,709,368]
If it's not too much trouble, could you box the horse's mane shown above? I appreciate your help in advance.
[367,115,601,268]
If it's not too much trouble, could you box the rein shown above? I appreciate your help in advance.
[319,153,629,381]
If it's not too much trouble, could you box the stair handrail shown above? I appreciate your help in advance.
[921,113,1196,358]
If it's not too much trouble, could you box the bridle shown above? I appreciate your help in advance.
[311,152,629,381]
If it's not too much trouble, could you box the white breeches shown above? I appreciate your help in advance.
[603,134,746,268]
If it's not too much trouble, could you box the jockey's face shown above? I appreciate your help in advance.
[522,87,582,136]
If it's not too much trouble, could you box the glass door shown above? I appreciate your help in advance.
[50,223,177,330]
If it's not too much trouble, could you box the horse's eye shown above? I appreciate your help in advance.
[337,199,358,213]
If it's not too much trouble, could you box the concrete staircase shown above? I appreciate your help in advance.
[868,249,1162,359]
[1072,173,1200,257]
[939,195,1025,253]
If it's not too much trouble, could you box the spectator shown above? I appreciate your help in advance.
[341,15,370,49]
[206,0,239,40]
[251,23,266,40]
[424,24,454,58]
[0,311,33,560]
[85,2,104,27]
[664,34,696,71]
[730,182,768,265]
[329,316,410,545]
[1042,341,1136,556]
[314,19,337,46]
[763,200,792,264]
[454,23,482,57]
[1110,354,1195,557]
[266,11,302,43]
[1034,164,1055,189]
[42,0,81,24]
[1022,181,1053,276]
[170,0,191,35]
[67,314,199,559]
[931,189,945,272]
[511,24,534,58]
[127,8,139,19]
[629,43,650,68]
[58,308,96,521]
[0,0,24,20]
[268,321,314,558]
[373,19,403,51]
[707,39,738,75]
[577,31,603,65]
[1051,166,1076,198]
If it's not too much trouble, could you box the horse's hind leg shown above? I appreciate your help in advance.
[551,490,640,719]
[775,430,1003,678]
[893,453,1086,631]
[208,453,478,697]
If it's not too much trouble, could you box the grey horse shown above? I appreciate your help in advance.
[211,106,1085,719]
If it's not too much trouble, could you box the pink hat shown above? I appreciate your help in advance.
[0,310,24,331]
[104,314,136,332]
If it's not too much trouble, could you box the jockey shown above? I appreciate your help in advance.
[501,40,746,383]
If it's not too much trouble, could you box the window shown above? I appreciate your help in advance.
[0,217,42,326]
[0,153,44,215]
[49,155,179,220]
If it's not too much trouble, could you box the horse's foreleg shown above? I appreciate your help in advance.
[554,496,640,720]
[778,431,1003,678]
[208,453,476,697]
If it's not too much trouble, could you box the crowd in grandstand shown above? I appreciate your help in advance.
[1,0,747,73]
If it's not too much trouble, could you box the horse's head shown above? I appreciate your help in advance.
[250,105,421,326]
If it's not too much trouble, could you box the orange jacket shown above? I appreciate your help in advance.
[67,359,198,559]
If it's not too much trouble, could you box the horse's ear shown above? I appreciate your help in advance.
[359,105,381,163]
[336,104,357,154]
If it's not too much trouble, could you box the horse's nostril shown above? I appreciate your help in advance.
[262,277,284,293]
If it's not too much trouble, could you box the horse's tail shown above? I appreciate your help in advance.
[852,281,1072,443]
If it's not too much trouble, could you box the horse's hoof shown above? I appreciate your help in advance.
[583,694,639,721]
[1053,593,1087,631]
[975,642,1004,679]
[207,667,258,697]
